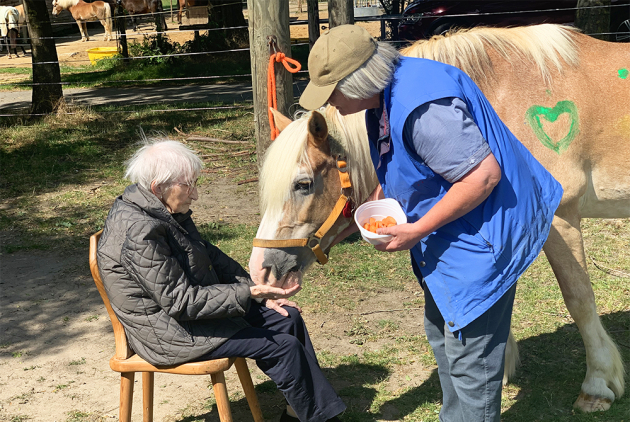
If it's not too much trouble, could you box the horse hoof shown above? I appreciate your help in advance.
[574,392,612,412]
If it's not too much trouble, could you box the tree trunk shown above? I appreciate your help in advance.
[575,0,611,41]
[23,0,63,115]
[246,0,292,162]
[328,0,354,28]
[307,0,320,49]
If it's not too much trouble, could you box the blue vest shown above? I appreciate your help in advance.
[370,57,563,332]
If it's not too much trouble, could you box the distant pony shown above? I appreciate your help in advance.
[176,0,207,25]
[51,0,113,42]
[117,0,168,32]
[0,6,26,58]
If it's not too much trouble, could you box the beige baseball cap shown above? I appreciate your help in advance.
[299,25,377,110]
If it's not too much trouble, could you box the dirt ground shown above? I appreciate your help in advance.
[0,173,428,422]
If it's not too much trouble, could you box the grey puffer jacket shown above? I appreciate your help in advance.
[97,184,253,366]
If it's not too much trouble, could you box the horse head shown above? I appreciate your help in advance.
[248,106,378,289]
[51,0,62,15]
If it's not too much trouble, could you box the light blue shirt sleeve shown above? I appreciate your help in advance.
[402,97,492,183]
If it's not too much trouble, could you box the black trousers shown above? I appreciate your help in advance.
[202,301,346,422]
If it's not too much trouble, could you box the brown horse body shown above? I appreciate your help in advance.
[118,0,167,32]
[250,25,629,413]
[51,0,113,42]
[176,0,208,25]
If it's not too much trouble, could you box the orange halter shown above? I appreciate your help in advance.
[252,157,353,265]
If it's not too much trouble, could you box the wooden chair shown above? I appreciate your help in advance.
[89,230,264,422]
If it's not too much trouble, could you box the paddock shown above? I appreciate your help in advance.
[0,2,627,421]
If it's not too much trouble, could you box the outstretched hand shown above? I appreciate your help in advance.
[263,298,302,317]
[250,283,301,300]
[374,222,425,252]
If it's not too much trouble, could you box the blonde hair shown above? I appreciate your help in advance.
[400,24,579,89]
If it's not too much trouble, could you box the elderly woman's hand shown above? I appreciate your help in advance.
[250,283,301,300]
[263,298,302,317]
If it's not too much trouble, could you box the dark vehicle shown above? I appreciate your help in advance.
[398,0,630,42]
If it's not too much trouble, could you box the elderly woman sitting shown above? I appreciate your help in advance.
[97,140,345,422]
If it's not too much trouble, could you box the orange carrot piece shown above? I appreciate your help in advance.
[383,216,396,225]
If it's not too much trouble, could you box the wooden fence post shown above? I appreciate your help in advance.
[116,5,129,60]
[307,0,320,49]
[328,0,354,28]
[247,0,293,161]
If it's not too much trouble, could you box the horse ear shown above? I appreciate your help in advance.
[270,108,292,134]
[307,111,328,150]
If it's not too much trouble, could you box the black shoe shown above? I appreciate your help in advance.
[279,409,300,422]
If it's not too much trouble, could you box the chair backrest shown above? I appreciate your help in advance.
[89,230,134,359]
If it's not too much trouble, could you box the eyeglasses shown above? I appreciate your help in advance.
[174,178,199,195]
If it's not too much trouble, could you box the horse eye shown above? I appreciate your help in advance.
[294,180,313,192]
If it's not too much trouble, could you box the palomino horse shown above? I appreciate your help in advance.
[248,24,629,413]
[51,0,113,42]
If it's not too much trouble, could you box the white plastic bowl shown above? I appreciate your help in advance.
[354,198,407,245]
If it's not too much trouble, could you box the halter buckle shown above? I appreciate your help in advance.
[337,156,348,173]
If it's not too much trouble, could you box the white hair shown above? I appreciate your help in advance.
[124,139,203,190]
[336,42,400,100]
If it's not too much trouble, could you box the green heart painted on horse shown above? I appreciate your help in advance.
[525,100,580,154]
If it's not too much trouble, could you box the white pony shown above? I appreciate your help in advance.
[51,0,113,42]
[0,6,25,58]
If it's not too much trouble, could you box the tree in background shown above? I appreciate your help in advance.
[575,0,611,41]
[23,0,63,114]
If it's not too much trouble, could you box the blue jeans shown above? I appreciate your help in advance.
[424,283,516,422]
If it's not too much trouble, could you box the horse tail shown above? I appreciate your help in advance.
[103,2,113,35]
[104,2,112,20]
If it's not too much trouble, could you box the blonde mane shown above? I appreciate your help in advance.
[54,0,81,9]
[401,24,580,89]
[260,106,378,219]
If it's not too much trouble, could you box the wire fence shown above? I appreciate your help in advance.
[1,2,628,118]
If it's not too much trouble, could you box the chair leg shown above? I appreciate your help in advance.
[235,358,264,422]
[120,372,135,422]
[142,372,154,422]
[211,371,233,422]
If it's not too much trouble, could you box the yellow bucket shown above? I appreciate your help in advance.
[86,47,118,65]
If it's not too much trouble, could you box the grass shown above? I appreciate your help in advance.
[0,101,256,251]
[1,102,628,421]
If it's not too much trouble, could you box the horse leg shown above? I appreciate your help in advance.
[543,208,625,412]
[99,18,110,41]
[77,21,87,41]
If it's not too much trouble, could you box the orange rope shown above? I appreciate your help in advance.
[268,52,301,140]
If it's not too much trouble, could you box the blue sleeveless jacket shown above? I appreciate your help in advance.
[370,57,563,332]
